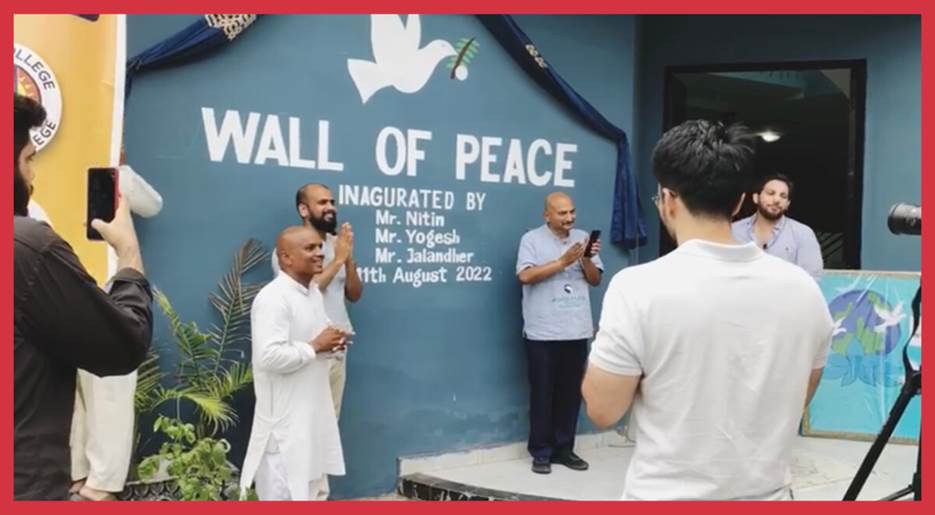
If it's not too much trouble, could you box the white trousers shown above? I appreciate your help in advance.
[70,370,137,492]
[254,450,328,501]
[320,356,346,498]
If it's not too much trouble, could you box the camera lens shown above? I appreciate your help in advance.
[888,203,921,236]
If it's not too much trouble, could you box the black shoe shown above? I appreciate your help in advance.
[551,452,589,471]
[531,456,552,474]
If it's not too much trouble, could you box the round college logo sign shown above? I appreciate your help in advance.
[14,43,62,151]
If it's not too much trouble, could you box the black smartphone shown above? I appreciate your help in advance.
[87,167,118,240]
[584,229,601,257]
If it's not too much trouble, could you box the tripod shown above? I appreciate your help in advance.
[843,285,921,501]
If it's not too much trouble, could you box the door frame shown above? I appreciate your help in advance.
[659,59,867,269]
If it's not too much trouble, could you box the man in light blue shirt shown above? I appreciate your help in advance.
[732,174,823,280]
[516,192,603,475]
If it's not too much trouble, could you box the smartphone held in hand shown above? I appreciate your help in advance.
[86,167,118,240]
[584,229,601,257]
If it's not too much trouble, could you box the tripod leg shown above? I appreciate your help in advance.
[880,486,913,501]
[880,438,922,501]
[843,387,915,500]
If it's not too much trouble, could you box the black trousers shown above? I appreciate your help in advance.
[525,338,589,460]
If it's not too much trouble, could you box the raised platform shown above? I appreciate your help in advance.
[397,433,918,501]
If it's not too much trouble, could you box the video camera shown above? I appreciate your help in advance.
[845,202,922,501]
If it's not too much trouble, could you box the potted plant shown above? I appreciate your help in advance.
[136,415,254,500]
[122,239,267,500]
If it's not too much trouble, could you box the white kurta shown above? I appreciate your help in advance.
[70,370,137,491]
[240,272,345,500]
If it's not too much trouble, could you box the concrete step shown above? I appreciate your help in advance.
[398,472,560,501]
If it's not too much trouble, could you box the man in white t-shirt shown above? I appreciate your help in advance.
[582,120,834,500]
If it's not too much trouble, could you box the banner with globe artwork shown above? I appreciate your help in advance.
[804,270,921,443]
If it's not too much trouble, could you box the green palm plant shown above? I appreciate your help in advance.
[135,238,268,437]
[135,350,165,415]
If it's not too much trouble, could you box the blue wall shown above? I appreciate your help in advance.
[635,15,921,270]
[126,14,638,498]
[125,14,919,500]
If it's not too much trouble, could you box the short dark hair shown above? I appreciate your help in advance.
[756,173,794,200]
[14,93,45,160]
[294,183,330,216]
[652,119,755,220]
[14,94,46,216]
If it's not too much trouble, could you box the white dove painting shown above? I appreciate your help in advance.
[873,302,906,334]
[831,317,846,337]
[347,15,458,104]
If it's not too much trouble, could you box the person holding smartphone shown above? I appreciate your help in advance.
[13,93,153,500]
[516,192,603,475]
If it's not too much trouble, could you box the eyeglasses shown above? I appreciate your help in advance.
[652,189,677,204]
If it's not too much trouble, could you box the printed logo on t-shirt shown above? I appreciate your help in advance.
[553,283,586,311]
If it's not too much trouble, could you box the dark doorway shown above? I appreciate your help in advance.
[661,60,866,270]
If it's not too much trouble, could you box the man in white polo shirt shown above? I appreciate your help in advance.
[582,120,834,500]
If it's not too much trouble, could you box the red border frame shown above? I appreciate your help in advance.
[5,1,929,511]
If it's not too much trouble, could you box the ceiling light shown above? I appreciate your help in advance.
[757,130,782,143]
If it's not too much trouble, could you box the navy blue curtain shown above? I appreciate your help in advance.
[126,16,259,97]
[476,15,646,250]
